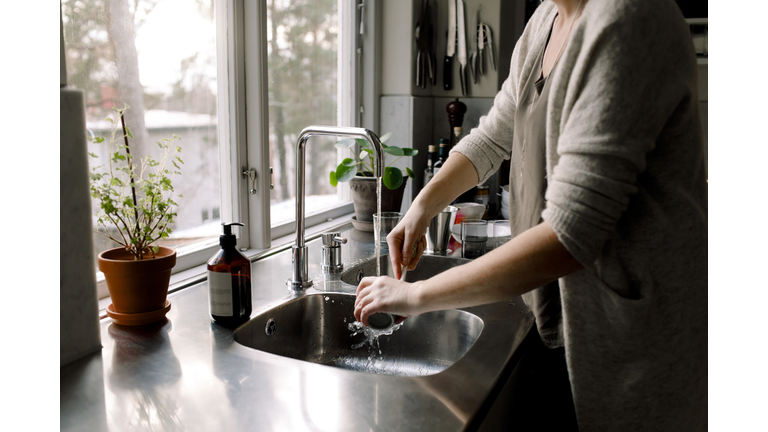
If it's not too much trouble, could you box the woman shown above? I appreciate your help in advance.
[354,0,707,430]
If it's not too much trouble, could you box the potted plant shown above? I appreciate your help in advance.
[89,105,183,326]
[329,132,417,225]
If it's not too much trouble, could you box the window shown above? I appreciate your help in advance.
[62,0,221,281]
[266,0,345,228]
[62,0,367,294]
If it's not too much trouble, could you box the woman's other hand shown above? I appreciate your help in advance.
[354,276,422,326]
[387,207,430,280]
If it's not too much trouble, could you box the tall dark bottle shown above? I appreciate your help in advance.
[207,222,252,327]
[432,139,451,175]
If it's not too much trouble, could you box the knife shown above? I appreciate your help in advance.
[457,0,467,95]
[485,24,496,71]
[443,0,455,90]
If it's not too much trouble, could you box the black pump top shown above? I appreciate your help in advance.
[220,222,244,248]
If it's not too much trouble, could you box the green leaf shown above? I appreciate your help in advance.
[341,157,356,167]
[94,136,105,143]
[88,152,98,158]
[383,167,404,190]
[125,126,133,139]
[335,163,358,182]
[355,138,370,149]
[379,131,392,143]
[335,138,356,150]
[329,170,338,187]
[383,146,404,157]
[406,167,415,178]
[175,156,184,164]
[176,146,182,152]
[401,148,418,157]
[110,178,124,187]
[113,152,126,161]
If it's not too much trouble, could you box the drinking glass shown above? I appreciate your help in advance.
[492,220,512,249]
[373,212,403,254]
[461,219,488,259]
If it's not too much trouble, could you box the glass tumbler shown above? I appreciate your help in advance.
[373,212,403,254]
[492,220,512,249]
[461,219,488,259]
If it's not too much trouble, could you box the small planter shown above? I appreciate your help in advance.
[98,246,176,326]
[350,175,408,223]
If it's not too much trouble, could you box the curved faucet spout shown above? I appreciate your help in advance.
[290,126,385,290]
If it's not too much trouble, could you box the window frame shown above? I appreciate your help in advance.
[220,0,381,248]
[85,0,381,299]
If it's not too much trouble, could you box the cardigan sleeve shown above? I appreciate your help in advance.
[542,8,698,267]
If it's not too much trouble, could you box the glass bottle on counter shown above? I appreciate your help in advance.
[474,185,490,219]
[208,222,252,327]
[423,144,438,188]
[432,139,451,175]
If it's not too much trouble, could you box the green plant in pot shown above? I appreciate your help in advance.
[329,132,417,226]
[89,105,183,326]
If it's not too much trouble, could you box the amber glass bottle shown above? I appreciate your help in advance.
[207,223,252,327]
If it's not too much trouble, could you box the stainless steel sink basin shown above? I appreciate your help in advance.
[233,254,483,376]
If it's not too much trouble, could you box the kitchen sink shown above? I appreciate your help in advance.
[233,254,483,376]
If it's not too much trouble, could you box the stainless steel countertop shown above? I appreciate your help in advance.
[61,223,534,432]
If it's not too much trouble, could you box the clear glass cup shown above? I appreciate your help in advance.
[492,220,512,249]
[461,219,488,259]
[373,212,403,253]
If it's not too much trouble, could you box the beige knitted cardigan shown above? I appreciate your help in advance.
[451,0,707,430]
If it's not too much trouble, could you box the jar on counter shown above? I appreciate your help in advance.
[474,185,490,219]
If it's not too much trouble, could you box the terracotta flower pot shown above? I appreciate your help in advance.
[98,246,177,319]
[349,176,408,222]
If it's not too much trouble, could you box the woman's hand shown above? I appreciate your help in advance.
[354,276,422,326]
[387,207,430,280]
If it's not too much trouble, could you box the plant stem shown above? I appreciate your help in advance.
[120,111,143,259]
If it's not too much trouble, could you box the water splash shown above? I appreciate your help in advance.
[348,320,403,353]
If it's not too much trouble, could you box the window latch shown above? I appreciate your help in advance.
[242,168,257,194]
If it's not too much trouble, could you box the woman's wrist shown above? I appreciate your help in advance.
[406,280,427,316]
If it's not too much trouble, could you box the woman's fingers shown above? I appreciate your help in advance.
[387,229,406,279]
[408,234,427,271]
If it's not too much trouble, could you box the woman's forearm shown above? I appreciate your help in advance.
[414,152,480,219]
[410,221,584,314]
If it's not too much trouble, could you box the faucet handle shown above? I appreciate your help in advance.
[321,232,345,274]
[321,232,346,247]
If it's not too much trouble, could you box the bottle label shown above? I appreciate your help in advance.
[208,271,233,317]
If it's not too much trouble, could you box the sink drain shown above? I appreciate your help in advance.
[265,318,276,337]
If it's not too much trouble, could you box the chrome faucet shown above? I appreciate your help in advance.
[289,126,385,290]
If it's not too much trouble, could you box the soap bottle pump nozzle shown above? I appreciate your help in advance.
[220,222,244,248]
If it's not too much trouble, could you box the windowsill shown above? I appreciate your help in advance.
[98,212,356,318]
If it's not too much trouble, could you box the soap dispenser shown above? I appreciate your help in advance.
[207,222,252,327]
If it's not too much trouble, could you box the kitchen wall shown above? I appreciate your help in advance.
[379,0,522,209]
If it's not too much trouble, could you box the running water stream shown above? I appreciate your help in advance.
[348,177,403,361]
[375,177,382,277]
